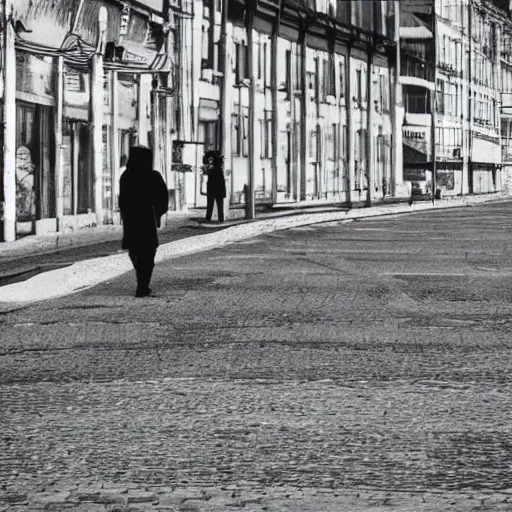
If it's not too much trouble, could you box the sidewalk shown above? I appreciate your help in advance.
[0,192,509,304]
[0,192,508,261]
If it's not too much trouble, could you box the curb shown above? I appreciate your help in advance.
[0,193,508,304]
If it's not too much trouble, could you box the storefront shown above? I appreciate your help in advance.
[470,134,502,194]
[469,163,501,194]
[403,160,463,197]
[15,53,56,235]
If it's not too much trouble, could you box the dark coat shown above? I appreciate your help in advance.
[119,147,168,251]
[203,151,226,199]
[205,164,226,199]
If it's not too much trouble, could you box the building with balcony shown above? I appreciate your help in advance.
[497,1,512,193]
[400,0,508,198]
[177,0,408,212]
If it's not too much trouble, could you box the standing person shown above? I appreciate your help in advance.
[203,150,226,223]
[119,146,168,297]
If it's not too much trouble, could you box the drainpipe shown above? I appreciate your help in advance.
[300,19,308,201]
[431,0,437,204]
[246,2,256,219]
[346,41,353,207]
[91,7,108,226]
[366,41,374,207]
[2,0,15,242]
[391,0,404,198]
[110,69,119,220]
[219,0,231,219]
[468,0,474,194]
[55,56,65,231]
[271,0,282,204]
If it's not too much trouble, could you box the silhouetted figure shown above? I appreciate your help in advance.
[203,150,226,223]
[119,146,168,297]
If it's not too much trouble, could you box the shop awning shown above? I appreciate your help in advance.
[400,11,433,39]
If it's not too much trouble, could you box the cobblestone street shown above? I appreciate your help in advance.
[2,203,512,511]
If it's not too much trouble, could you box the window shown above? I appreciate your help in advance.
[231,108,249,156]
[372,0,382,34]
[336,0,350,24]
[257,42,264,81]
[242,108,249,157]
[232,112,240,156]
[455,84,459,117]
[352,0,363,27]
[285,49,292,96]
[295,47,302,91]
[315,57,320,104]
[437,79,445,114]
[356,69,362,104]
[338,60,345,98]
[379,74,389,112]
[235,42,249,83]
[64,69,86,93]
[201,24,209,69]
[322,57,335,100]
[329,124,337,161]
[405,88,430,114]
[260,110,273,159]
[199,121,218,151]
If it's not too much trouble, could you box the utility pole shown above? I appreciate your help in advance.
[2,0,15,242]
[110,69,119,220]
[91,7,108,226]
[300,19,308,201]
[55,56,65,231]
[137,75,151,146]
[346,41,354,207]
[219,0,231,220]
[366,41,374,207]
[270,0,282,204]
[391,0,404,197]
[431,0,437,204]
[246,1,256,219]
[468,0,473,194]
[163,1,174,212]
[152,76,161,173]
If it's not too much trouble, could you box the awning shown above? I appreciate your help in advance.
[199,98,219,121]
[15,34,95,74]
[472,135,501,164]
[400,11,433,39]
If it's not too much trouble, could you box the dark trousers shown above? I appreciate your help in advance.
[129,248,156,293]
[206,194,224,222]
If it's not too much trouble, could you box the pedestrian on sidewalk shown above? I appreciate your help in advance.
[203,150,226,223]
[119,146,168,297]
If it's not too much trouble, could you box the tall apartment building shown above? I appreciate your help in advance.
[176,0,409,212]
[400,0,508,197]
[496,1,512,192]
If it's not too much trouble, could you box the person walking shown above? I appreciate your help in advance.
[119,146,169,297]
[203,150,226,223]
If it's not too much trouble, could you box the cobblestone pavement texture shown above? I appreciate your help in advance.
[2,202,512,510]
[0,216,221,286]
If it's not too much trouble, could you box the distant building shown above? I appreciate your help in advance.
[400,0,509,197]
[179,0,409,210]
